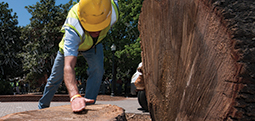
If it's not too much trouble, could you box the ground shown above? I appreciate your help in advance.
[0,94,151,120]
[96,94,128,101]
[125,113,152,121]
[97,95,152,121]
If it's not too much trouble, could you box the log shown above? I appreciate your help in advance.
[139,0,255,120]
[0,104,126,121]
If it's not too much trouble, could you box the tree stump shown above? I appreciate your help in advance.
[0,104,126,121]
[139,0,255,120]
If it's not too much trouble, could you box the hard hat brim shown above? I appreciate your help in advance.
[80,13,111,32]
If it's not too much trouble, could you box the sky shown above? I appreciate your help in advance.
[0,0,71,26]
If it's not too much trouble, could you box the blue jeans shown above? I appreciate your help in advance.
[38,43,104,109]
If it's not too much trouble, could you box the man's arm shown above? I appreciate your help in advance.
[64,56,78,98]
[63,27,80,98]
[63,27,94,112]
[64,56,94,112]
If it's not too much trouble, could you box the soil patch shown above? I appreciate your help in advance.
[126,113,151,121]
[97,94,127,101]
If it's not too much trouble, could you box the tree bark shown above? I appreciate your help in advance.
[139,0,255,120]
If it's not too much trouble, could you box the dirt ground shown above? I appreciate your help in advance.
[96,95,152,121]
[96,94,128,101]
[125,113,152,121]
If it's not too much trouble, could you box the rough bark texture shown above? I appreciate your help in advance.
[0,104,126,121]
[139,0,255,121]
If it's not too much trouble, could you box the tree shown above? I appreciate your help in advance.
[18,0,144,87]
[102,0,144,80]
[19,0,73,81]
[0,2,23,80]
[115,38,141,79]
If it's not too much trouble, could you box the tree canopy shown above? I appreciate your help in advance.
[0,2,23,80]
[102,0,143,80]
[19,0,73,81]
[2,0,143,87]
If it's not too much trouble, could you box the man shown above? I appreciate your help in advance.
[38,0,119,112]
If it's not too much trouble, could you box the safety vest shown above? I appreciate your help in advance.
[59,0,119,53]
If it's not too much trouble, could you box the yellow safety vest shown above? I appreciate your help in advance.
[59,0,119,53]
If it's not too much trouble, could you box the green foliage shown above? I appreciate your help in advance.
[0,80,13,95]
[102,0,144,80]
[0,2,24,80]
[3,0,143,86]
[19,0,73,80]
[75,56,88,80]
[115,38,141,78]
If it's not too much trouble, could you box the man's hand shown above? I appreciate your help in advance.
[71,97,94,112]
[64,56,95,112]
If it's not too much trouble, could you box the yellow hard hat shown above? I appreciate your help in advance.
[78,0,112,32]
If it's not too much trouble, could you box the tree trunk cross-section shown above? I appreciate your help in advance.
[0,104,126,121]
[139,0,255,121]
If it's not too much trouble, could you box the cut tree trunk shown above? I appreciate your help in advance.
[0,104,126,121]
[139,0,255,120]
